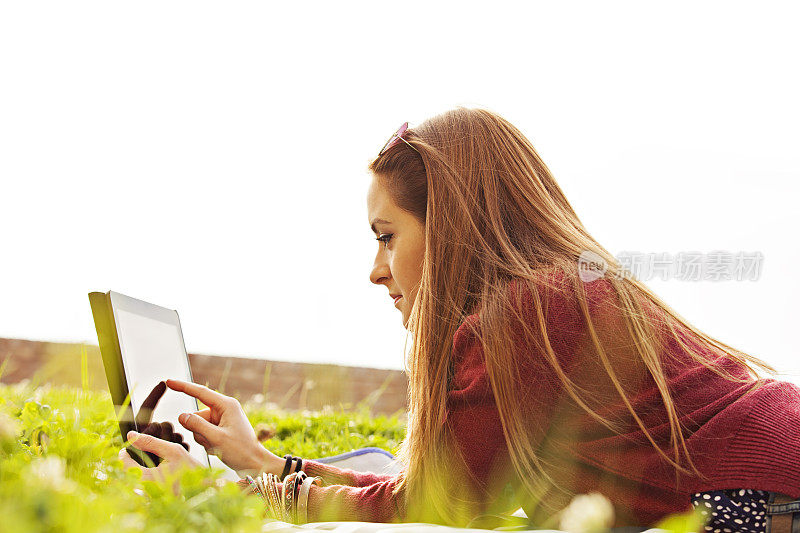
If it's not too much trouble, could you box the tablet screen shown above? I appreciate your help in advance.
[112,297,209,468]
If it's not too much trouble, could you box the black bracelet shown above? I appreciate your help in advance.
[295,457,303,472]
[281,454,293,481]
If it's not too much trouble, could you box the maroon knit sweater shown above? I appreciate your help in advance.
[285,269,800,528]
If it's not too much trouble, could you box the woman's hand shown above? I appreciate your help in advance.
[134,381,190,466]
[165,379,284,477]
[119,430,205,483]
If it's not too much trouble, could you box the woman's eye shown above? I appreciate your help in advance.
[375,234,393,249]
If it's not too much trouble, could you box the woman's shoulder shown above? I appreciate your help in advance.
[503,265,620,333]
[447,267,591,399]
[452,264,605,335]
[452,266,578,346]
[450,265,626,380]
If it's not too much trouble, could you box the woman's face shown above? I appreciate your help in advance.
[367,174,426,329]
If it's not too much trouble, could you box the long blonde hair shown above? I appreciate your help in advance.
[367,107,777,527]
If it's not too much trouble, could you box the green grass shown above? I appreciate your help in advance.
[0,382,704,532]
[0,382,405,532]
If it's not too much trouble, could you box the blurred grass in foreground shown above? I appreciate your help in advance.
[0,382,704,532]
[0,382,404,532]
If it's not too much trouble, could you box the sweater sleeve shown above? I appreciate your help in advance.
[297,394,511,526]
[301,459,397,487]
[304,473,406,523]
[235,462,404,524]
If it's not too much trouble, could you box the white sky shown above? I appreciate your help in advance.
[1,2,798,384]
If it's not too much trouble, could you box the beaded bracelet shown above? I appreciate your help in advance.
[238,477,256,494]
[283,472,301,522]
[245,475,267,507]
[282,474,291,520]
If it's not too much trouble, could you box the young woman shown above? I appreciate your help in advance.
[121,107,800,532]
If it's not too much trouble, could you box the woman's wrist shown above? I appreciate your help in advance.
[252,445,284,477]
[247,445,305,480]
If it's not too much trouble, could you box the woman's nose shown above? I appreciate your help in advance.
[370,260,390,286]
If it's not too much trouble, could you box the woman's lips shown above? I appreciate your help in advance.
[393,296,402,306]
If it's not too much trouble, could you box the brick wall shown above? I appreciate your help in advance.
[0,337,408,415]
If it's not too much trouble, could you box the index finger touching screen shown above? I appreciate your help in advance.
[111,293,209,468]
[165,379,227,408]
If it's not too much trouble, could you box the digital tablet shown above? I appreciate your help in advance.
[89,290,237,480]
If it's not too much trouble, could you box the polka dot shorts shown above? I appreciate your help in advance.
[690,489,769,532]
